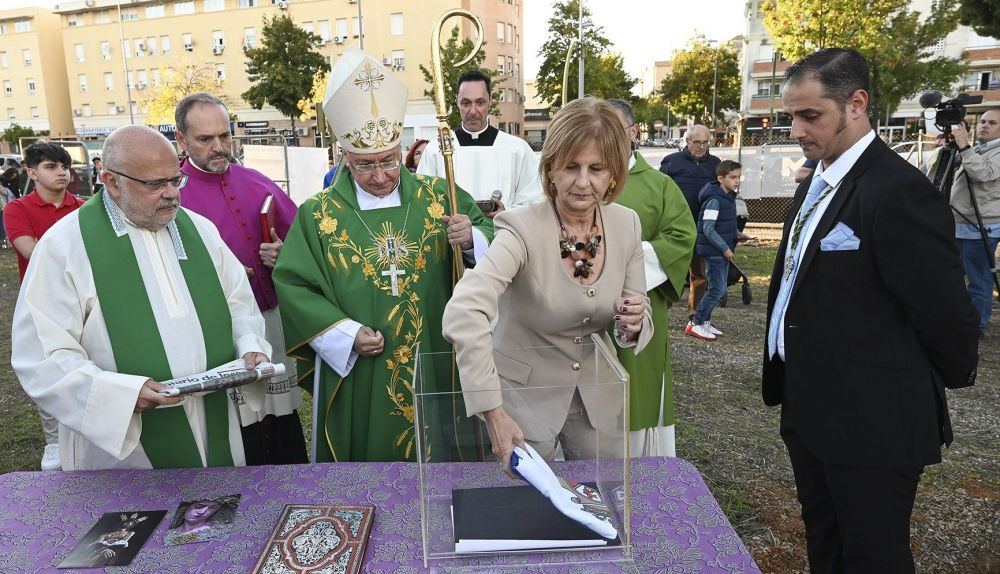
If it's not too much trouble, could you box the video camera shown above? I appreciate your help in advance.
[920,91,984,131]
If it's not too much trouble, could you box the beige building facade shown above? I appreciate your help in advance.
[0,7,74,140]
[47,0,525,146]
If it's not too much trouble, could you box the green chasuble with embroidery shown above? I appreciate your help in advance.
[274,169,494,462]
[613,152,696,429]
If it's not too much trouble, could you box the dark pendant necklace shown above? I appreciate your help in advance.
[554,202,602,278]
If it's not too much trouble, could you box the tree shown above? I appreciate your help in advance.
[141,58,229,126]
[761,0,966,124]
[242,14,328,133]
[297,70,329,122]
[633,97,672,140]
[657,36,741,128]
[535,0,635,107]
[418,26,499,128]
[1,123,35,153]
[958,0,1000,40]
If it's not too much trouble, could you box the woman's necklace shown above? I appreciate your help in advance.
[553,201,602,279]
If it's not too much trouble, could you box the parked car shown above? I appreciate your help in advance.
[0,153,21,172]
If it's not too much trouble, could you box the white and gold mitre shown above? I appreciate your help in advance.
[323,46,407,154]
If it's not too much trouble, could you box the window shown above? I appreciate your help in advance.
[127,71,134,88]
[390,13,403,36]
[104,72,114,91]
[239,0,258,7]
[120,9,138,22]
[498,90,506,102]
[22,49,31,67]
[243,28,256,49]
[161,35,171,54]
[30,106,39,118]
[212,30,224,49]
[3,80,12,97]
[496,22,505,42]
[82,103,92,117]
[392,49,404,71]
[26,78,35,96]
[137,69,148,87]
[318,20,331,42]
[14,20,32,33]
[215,63,226,81]
[135,38,145,56]
[183,33,193,51]
[513,26,518,48]
[933,38,945,52]
[101,41,111,60]
[301,21,313,34]
[78,74,89,92]
[514,62,519,79]
[6,107,14,119]
[107,102,118,115]
[758,43,774,62]
[507,56,513,77]
[174,1,195,15]
[94,11,112,24]
[336,18,348,38]
[146,36,157,54]
[67,14,81,27]
[0,24,6,35]
[497,56,505,76]
[351,17,360,37]
[0,52,7,68]
[75,44,85,63]
[507,24,513,45]
[204,0,225,11]
[145,4,165,18]
[122,39,132,58]
[151,68,161,86]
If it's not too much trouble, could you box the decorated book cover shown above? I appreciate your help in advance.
[251,504,374,574]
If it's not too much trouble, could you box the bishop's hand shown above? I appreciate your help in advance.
[441,214,474,250]
[353,326,384,358]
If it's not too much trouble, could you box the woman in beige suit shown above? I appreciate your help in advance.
[442,97,652,467]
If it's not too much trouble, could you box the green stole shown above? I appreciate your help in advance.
[78,191,235,468]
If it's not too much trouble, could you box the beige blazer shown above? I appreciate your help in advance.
[442,200,652,443]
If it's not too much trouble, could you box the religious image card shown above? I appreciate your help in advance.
[58,510,166,568]
[163,494,242,546]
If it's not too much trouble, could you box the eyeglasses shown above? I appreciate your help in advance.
[351,158,401,175]
[689,140,710,147]
[108,169,188,193]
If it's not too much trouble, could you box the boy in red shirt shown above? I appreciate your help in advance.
[3,142,85,470]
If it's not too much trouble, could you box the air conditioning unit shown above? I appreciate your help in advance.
[381,57,390,65]
[116,105,126,112]
[106,86,113,91]
[77,57,85,63]
[184,44,194,52]
[277,0,288,8]
[31,111,39,118]
[333,35,344,44]
[316,38,328,46]
[242,43,252,52]
[295,127,308,136]
[7,114,15,120]
[136,82,147,89]
[73,108,82,116]
[212,45,224,55]
[81,85,88,92]
[348,0,357,3]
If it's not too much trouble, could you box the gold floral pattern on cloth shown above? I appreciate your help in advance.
[312,180,450,458]
[341,118,402,151]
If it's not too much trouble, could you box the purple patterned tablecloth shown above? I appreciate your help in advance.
[0,457,759,573]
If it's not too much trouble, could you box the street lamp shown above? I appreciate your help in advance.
[116,2,135,125]
[709,39,719,136]
[577,0,584,100]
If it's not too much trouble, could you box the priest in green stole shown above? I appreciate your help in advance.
[11,126,272,471]
[273,47,494,462]
[609,100,696,457]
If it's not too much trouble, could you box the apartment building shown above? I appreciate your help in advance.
[0,7,74,138]
[740,0,1000,138]
[51,0,526,146]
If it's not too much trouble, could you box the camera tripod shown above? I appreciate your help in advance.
[930,128,1000,300]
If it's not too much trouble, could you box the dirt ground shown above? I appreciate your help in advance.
[1,243,997,573]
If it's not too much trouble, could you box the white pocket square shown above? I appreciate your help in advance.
[820,222,860,251]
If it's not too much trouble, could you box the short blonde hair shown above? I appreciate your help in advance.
[539,97,631,204]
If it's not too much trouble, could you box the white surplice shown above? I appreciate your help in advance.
[417,130,544,208]
[11,203,270,471]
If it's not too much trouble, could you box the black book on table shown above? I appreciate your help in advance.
[451,483,620,553]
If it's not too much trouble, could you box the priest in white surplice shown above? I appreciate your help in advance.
[11,126,271,471]
[417,70,543,215]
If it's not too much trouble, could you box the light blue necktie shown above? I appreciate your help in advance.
[767,174,829,359]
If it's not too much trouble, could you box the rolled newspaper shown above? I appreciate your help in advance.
[158,360,286,397]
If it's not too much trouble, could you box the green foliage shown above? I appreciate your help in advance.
[535,0,636,107]
[419,27,499,128]
[1,123,35,151]
[657,36,741,127]
[633,97,673,139]
[959,0,1000,39]
[761,0,966,123]
[242,14,329,127]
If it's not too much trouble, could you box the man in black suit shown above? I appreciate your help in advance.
[762,48,979,573]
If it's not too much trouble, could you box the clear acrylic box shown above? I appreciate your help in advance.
[413,335,634,572]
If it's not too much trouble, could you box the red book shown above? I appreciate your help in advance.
[251,504,374,574]
[260,194,275,241]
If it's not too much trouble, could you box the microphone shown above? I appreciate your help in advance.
[490,189,502,204]
[919,91,943,108]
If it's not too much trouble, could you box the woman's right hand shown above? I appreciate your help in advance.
[482,406,526,477]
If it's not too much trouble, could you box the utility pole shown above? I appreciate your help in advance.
[711,40,719,136]
[357,0,364,49]
[577,0,584,99]
[116,2,134,125]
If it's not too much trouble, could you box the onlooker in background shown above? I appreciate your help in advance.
[175,92,307,465]
[0,167,19,198]
[659,125,721,325]
[405,138,429,173]
[0,168,15,248]
[688,160,748,341]
[950,108,1000,337]
[607,98,696,458]
[322,159,337,189]
[794,158,818,184]
[18,160,33,197]
[3,142,87,471]
[91,157,103,191]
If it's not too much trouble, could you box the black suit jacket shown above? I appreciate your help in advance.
[762,137,979,469]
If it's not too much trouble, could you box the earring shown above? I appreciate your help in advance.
[609,177,617,189]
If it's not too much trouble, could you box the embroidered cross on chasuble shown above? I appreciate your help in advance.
[277,169,494,463]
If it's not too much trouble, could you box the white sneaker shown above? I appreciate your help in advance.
[685,321,717,341]
[41,444,61,471]
[705,321,724,337]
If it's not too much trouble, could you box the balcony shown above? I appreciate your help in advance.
[749,95,783,111]
[751,59,790,75]
[963,46,1000,66]
[958,84,1000,104]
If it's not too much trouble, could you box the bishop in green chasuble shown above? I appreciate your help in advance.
[273,46,494,462]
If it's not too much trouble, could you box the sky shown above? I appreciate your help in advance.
[9,0,749,86]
